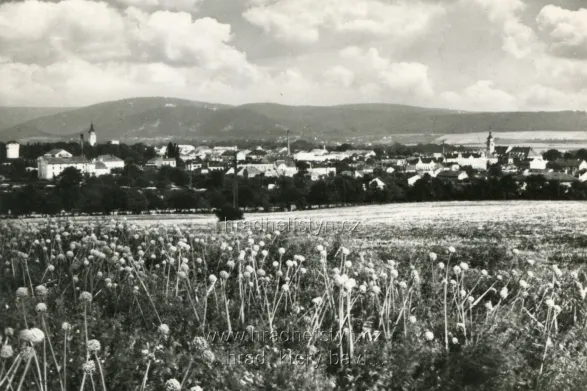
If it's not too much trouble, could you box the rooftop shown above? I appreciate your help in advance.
[41,156,89,164]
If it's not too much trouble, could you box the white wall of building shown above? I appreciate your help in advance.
[6,143,19,159]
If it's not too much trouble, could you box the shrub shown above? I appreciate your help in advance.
[214,204,244,221]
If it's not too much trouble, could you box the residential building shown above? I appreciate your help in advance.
[436,171,468,181]
[307,167,336,180]
[293,151,327,162]
[207,164,226,172]
[275,158,298,177]
[405,157,440,173]
[37,156,90,179]
[95,155,125,170]
[550,159,587,175]
[45,149,73,158]
[407,175,421,186]
[247,149,268,161]
[186,159,205,171]
[444,153,488,170]
[6,141,19,159]
[146,157,176,168]
[213,146,237,153]
[345,150,376,159]
[88,161,110,177]
[369,178,386,189]
[385,157,408,166]
[237,150,251,161]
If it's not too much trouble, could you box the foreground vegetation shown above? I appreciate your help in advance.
[1,212,587,390]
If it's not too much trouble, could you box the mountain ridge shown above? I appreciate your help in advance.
[1,97,586,143]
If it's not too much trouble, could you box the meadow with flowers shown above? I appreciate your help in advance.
[1,201,587,390]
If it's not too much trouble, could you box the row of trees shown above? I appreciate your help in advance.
[1,165,587,217]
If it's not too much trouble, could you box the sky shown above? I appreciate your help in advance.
[0,0,586,111]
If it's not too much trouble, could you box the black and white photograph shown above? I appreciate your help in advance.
[1,0,587,390]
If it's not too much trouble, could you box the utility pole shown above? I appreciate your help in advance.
[80,133,84,157]
[233,149,238,208]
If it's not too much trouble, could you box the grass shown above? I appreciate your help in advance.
[0,201,587,390]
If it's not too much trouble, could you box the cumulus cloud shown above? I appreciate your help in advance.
[115,0,203,12]
[0,0,253,73]
[0,0,129,63]
[469,0,539,58]
[340,47,434,98]
[323,66,355,88]
[537,5,587,59]
[1,0,587,111]
[243,0,444,44]
[441,80,517,111]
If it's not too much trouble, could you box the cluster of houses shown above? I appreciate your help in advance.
[23,129,587,188]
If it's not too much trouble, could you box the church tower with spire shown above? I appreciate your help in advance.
[486,131,495,156]
[88,123,97,146]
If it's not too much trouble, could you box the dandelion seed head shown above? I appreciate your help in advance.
[79,291,92,303]
[87,339,101,352]
[0,345,13,358]
[424,331,434,341]
[35,303,47,313]
[158,324,170,336]
[202,349,215,363]
[500,287,508,300]
[35,285,48,297]
[519,280,528,289]
[19,328,45,344]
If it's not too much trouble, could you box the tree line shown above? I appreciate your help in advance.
[1,164,586,218]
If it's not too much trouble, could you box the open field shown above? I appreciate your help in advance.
[63,200,587,227]
[1,201,587,390]
[435,131,587,151]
